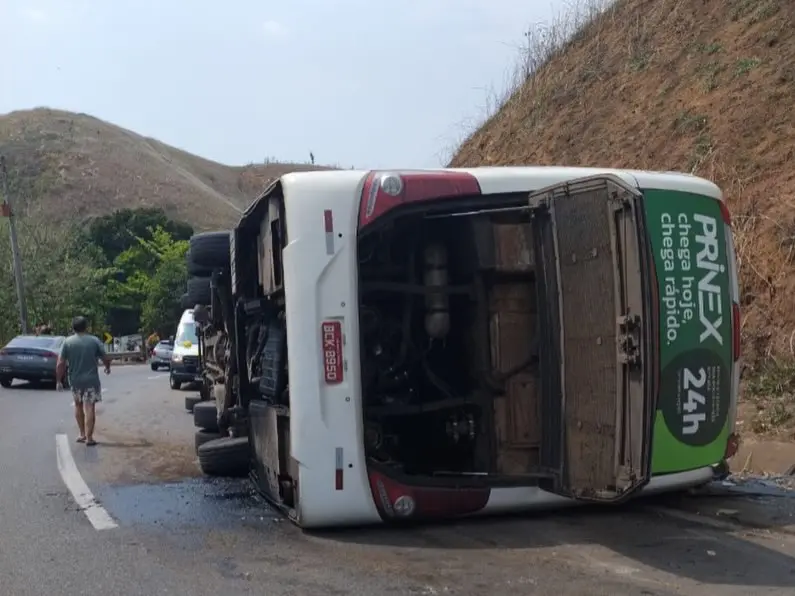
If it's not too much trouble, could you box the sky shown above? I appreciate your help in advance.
[1,0,570,170]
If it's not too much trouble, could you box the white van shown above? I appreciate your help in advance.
[169,309,201,390]
[190,167,740,529]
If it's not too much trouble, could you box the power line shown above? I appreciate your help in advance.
[0,155,29,334]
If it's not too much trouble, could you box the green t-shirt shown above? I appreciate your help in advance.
[60,333,106,390]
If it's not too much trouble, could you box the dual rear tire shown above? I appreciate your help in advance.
[186,232,246,477]
[185,231,231,307]
[192,400,248,478]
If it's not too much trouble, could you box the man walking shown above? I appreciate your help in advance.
[56,316,112,446]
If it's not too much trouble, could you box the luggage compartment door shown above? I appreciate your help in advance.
[530,174,655,503]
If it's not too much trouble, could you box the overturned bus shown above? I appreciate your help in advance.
[183,166,740,529]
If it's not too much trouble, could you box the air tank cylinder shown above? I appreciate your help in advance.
[423,243,450,339]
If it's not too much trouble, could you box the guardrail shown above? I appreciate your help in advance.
[107,351,146,363]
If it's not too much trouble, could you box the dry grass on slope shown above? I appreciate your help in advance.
[452,0,795,436]
[0,108,333,230]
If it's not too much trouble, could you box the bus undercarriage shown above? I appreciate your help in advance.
[358,205,545,481]
[356,175,655,506]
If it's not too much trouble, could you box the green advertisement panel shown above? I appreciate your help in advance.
[643,190,733,474]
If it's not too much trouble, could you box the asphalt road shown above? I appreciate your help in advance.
[1,366,794,595]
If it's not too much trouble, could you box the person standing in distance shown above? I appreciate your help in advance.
[56,316,112,446]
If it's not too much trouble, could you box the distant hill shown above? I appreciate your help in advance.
[0,108,333,229]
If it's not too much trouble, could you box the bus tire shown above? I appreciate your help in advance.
[187,276,211,306]
[193,401,218,431]
[198,437,249,477]
[189,231,231,270]
[186,248,213,276]
[185,394,202,412]
[195,429,223,454]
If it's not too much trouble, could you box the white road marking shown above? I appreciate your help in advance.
[147,374,166,380]
[55,434,118,531]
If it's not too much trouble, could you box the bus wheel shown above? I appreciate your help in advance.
[187,276,211,306]
[185,394,202,412]
[193,401,218,431]
[198,437,249,477]
[195,429,222,454]
[189,231,231,269]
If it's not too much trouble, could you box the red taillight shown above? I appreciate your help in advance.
[716,194,732,226]
[0,349,7,356]
[42,351,58,358]
[358,171,481,228]
[718,200,732,225]
[732,302,741,361]
[367,468,489,522]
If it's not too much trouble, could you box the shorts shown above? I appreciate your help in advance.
[72,387,102,404]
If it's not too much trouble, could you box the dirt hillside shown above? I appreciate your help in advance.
[452,0,795,438]
[0,108,331,229]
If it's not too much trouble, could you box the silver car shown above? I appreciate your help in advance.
[150,340,173,371]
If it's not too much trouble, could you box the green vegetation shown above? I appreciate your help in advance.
[745,359,795,434]
[105,224,190,336]
[0,220,110,341]
[0,206,193,344]
[734,57,761,76]
[85,207,192,264]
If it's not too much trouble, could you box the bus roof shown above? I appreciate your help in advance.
[237,166,722,230]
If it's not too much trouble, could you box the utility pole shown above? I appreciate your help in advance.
[0,155,29,334]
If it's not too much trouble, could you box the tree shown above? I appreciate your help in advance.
[0,217,110,343]
[108,225,188,337]
[141,248,189,336]
[0,209,192,345]
[84,207,193,264]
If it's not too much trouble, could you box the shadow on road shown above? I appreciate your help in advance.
[314,494,795,588]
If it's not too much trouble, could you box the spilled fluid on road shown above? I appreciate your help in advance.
[93,477,281,529]
[92,472,795,536]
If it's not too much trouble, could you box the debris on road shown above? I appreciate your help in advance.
[663,474,795,536]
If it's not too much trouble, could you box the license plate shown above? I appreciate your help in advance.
[16,355,34,361]
[321,320,344,384]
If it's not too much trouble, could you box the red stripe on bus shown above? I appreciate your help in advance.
[335,469,343,490]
